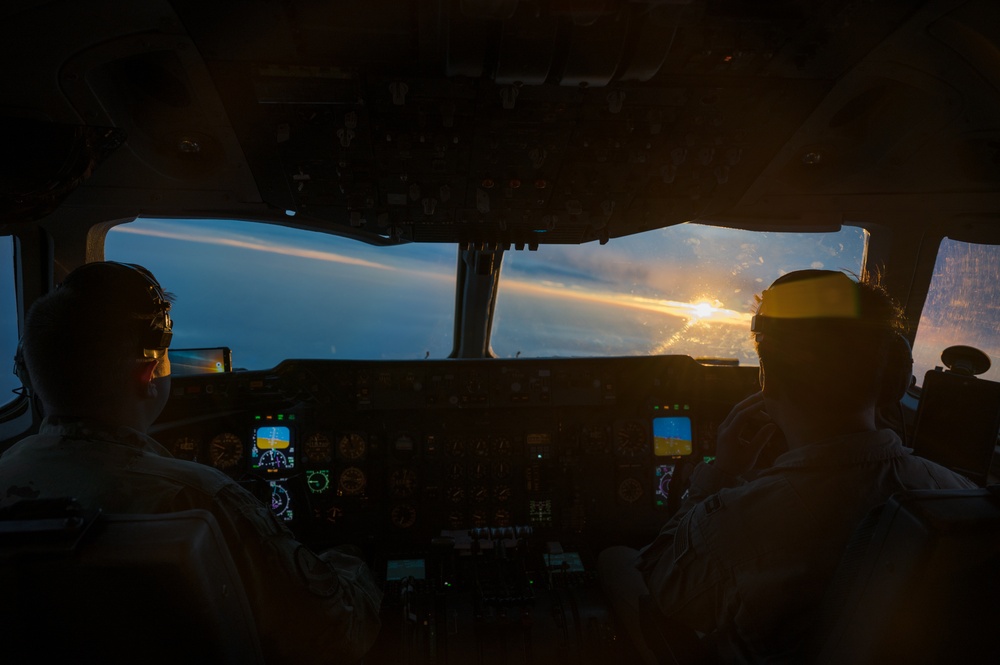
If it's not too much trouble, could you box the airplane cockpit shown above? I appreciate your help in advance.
[2,1,1000,663]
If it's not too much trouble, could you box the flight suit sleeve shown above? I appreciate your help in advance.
[635,461,742,635]
[211,482,383,665]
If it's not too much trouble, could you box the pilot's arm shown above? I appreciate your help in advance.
[635,392,776,638]
[209,481,383,665]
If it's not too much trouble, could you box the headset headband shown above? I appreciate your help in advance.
[60,261,173,358]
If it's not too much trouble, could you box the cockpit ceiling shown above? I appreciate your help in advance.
[3,0,1000,244]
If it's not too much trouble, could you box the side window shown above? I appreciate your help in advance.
[0,235,21,406]
[912,239,1000,385]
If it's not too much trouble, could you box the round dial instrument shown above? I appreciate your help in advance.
[494,461,511,479]
[493,436,512,456]
[169,436,198,461]
[304,433,333,464]
[447,486,465,504]
[618,477,643,503]
[494,485,511,502]
[338,467,367,495]
[257,449,289,470]
[270,483,291,518]
[390,503,417,529]
[493,508,512,527]
[337,433,367,460]
[306,470,331,494]
[209,432,242,468]
[471,438,490,457]
[615,421,647,457]
[389,468,417,498]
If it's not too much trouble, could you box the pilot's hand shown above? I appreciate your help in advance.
[714,391,779,478]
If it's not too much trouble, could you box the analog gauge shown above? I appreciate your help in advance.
[472,462,488,481]
[494,485,511,502]
[615,421,647,457]
[257,448,289,470]
[306,470,332,494]
[270,483,291,518]
[304,433,333,464]
[209,432,242,468]
[471,485,489,503]
[494,461,511,479]
[471,509,488,528]
[389,468,417,498]
[448,511,465,529]
[447,462,464,481]
[169,436,198,461]
[447,439,464,457]
[472,438,489,457]
[337,433,367,460]
[446,486,465,504]
[338,467,367,496]
[394,434,415,453]
[390,503,417,529]
[493,436,512,456]
[618,477,643,503]
[494,508,512,527]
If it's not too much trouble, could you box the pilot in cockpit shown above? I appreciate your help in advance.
[600,269,975,664]
[0,261,382,664]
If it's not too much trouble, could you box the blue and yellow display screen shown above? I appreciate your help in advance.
[652,416,693,456]
[252,425,295,472]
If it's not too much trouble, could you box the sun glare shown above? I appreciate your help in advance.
[692,302,716,319]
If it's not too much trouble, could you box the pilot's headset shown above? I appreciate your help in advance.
[13,261,173,398]
[750,270,913,407]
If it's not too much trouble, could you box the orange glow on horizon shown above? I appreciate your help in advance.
[503,278,751,327]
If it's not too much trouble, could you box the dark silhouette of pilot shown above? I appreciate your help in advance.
[0,262,381,664]
[600,269,975,664]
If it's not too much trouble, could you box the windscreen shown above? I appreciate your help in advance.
[106,218,457,368]
[492,223,868,363]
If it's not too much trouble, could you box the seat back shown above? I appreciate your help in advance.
[810,488,1000,665]
[0,502,264,665]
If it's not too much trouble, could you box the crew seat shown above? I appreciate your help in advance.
[0,500,263,665]
[810,487,1000,664]
[638,487,1000,664]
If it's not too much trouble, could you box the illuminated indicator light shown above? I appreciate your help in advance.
[266,415,273,420]
[684,405,690,411]
[289,415,296,420]
[537,454,542,459]
[254,415,261,420]
[445,582,452,587]
[278,414,284,421]
[723,55,733,63]
[674,404,680,411]
[653,406,660,410]
[284,209,296,217]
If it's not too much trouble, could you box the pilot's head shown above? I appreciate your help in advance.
[752,270,906,414]
[18,262,174,426]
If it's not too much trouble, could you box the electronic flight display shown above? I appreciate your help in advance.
[652,415,693,509]
[269,480,294,521]
[252,425,296,473]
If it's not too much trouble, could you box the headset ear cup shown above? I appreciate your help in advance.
[879,334,913,406]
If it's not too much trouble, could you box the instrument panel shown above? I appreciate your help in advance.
[153,355,759,552]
